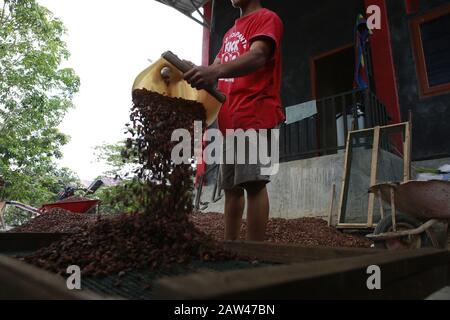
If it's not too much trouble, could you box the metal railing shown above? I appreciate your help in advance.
[279,89,390,162]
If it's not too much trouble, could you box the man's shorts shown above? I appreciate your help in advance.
[219,130,275,191]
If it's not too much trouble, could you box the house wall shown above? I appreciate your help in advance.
[208,0,450,161]
[200,149,405,224]
[201,0,450,221]
[385,0,450,160]
[209,0,366,107]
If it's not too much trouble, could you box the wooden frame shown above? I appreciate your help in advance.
[367,126,381,227]
[327,184,336,227]
[410,4,450,98]
[222,241,381,264]
[3,240,447,300]
[0,255,100,299]
[337,122,412,229]
[155,249,450,300]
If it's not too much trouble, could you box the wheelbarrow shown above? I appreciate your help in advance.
[0,199,100,230]
[367,180,450,249]
[1,179,103,220]
[39,199,100,214]
[6,199,100,216]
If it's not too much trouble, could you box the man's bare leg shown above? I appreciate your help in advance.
[224,188,245,241]
[245,182,269,241]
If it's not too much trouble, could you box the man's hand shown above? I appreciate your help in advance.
[184,37,274,89]
[184,64,221,90]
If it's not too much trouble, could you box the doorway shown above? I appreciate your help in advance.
[312,44,355,99]
[311,44,355,154]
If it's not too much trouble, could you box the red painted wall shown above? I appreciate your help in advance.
[202,1,212,66]
[364,0,401,124]
[196,1,213,184]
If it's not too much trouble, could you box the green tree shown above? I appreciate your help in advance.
[0,0,80,209]
[93,141,142,215]
[3,165,81,226]
[94,141,128,179]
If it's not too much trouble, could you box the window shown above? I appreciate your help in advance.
[410,4,450,97]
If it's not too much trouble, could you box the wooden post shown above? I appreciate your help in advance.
[377,190,385,219]
[0,201,6,230]
[404,119,412,181]
[337,131,354,225]
[327,184,336,227]
[367,126,381,228]
[390,187,397,232]
[405,110,413,181]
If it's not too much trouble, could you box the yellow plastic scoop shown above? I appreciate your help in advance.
[132,51,226,126]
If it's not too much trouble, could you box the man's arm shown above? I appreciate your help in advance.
[184,37,275,90]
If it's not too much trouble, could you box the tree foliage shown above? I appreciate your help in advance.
[94,141,127,179]
[93,141,142,215]
[0,0,80,210]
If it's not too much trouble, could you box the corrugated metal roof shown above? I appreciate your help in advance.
[156,0,209,15]
[155,0,210,28]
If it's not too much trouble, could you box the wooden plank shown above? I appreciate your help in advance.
[328,184,336,227]
[343,95,349,140]
[154,249,450,300]
[371,122,409,131]
[408,111,413,180]
[348,122,407,134]
[390,187,397,232]
[349,122,408,135]
[222,241,380,264]
[367,126,381,228]
[337,223,378,229]
[404,120,412,181]
[337,131,354,225]
[0,255,101,299]
[345,127,375,134]
[337,223,373,229]
[378,191,385,219]
[0,201,6,230]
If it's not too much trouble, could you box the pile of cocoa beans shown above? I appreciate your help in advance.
[24,89,235,276]
[191,212,373,248]
[11,209,96,234]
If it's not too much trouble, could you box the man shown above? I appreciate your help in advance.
[184,0,284,241]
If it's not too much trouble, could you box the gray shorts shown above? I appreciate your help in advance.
[219,130,274,190]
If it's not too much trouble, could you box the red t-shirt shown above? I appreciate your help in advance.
[216,8,285,133]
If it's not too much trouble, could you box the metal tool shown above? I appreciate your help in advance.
[132,51,226,126]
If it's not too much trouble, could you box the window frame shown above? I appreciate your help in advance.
[410,4,450,98]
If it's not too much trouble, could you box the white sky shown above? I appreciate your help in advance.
[37,0,204,181]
